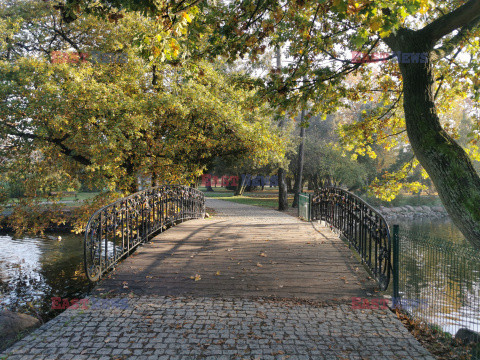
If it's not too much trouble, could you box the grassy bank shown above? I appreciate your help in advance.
[7,192,101,207]
[200,187,294,210]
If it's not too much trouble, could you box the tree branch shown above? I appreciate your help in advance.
[431,16,480,61]
[420,0,480,43]
[2,126,93,166]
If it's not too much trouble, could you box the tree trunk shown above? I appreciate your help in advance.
[292,110,306,208]
[128,178,137,194]
[286,176,293,192]
[275,46,289,211]
[393,30,480,249]
[278,167,288,210]
[123,157,138,194]
[151,171,158,187]
[234,173,245,195]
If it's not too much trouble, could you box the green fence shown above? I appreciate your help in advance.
[392,226,480,339]
[298,193,311,221]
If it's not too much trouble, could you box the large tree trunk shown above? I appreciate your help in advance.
[393,29,480,249]
[292,110,306,208]
[278,168,288,210]
[275,45,289,211]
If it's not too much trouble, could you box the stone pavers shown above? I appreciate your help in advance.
[0,199,435,359]
[1,296,434,360]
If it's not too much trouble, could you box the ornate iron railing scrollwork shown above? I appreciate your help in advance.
[84,185,205,282]
[311,187,392,290]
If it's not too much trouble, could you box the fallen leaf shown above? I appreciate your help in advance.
[215,271,221,276]
[257,263,263,267]
[190,274,201,281]
[259,252,267,257]
[227,248,234,252]
[256,311,267,319]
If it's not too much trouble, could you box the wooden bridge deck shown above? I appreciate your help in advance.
[94,199,377,301]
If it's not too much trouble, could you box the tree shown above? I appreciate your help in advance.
[0,1,284,233]
[289,113,369,191]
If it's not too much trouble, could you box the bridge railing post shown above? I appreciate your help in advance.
[392,224,400,307]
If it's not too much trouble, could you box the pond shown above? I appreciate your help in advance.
[393,217,468,246]
[392,217,480,336]
[0,232,91,321]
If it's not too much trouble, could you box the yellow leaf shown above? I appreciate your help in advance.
[182,12,192,23]
[190,274,201,281]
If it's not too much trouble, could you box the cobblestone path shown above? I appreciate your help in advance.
[0,199,434,359]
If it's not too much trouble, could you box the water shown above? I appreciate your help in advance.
[0,233,90,320]
[393,218,480,336]
[394,217,469,246]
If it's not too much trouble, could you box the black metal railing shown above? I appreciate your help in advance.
[311,187,391,290]
[84,185,205,282]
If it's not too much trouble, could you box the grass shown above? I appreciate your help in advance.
[200,186,294,210]
[6,192,101,207]
[201,186,444,209]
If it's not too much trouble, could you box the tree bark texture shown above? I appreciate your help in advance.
[392,28,480,248]
[278,167,288,210]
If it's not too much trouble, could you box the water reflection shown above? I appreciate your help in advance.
[0,233,90,320]
[393,218,480,335]
[394,217,467,245]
